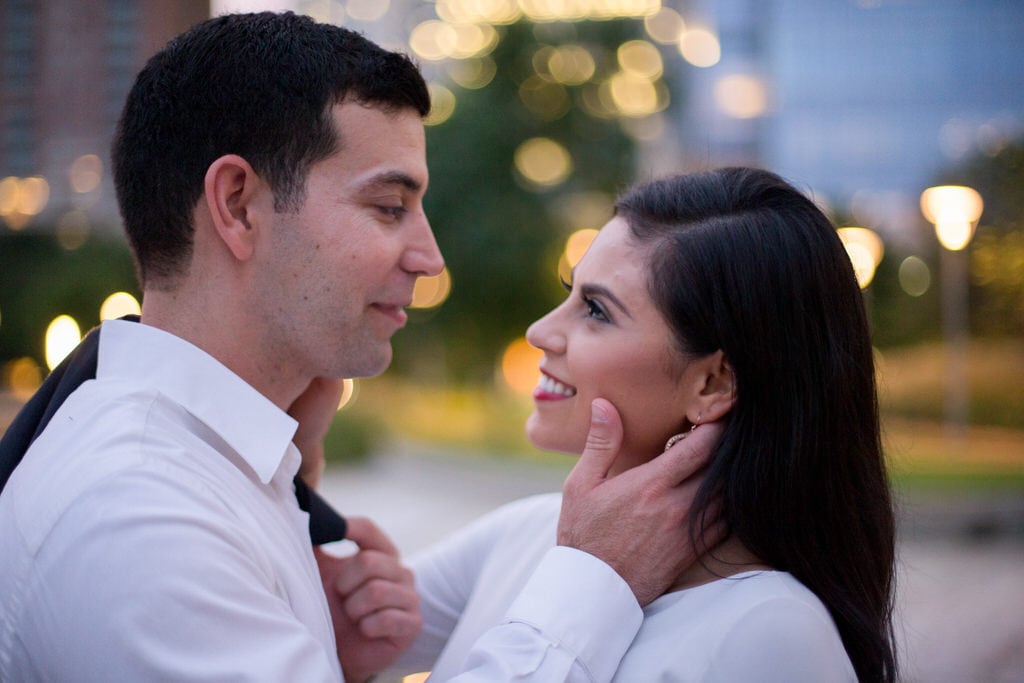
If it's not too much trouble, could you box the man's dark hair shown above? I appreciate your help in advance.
[111,11,430,287]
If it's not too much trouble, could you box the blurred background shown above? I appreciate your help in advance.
[0,1,1022,681]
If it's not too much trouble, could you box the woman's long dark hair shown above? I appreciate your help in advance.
[616,167,897,681]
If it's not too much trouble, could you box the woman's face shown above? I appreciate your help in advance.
[526,217,701,473]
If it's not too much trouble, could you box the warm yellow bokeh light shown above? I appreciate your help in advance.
[547,44,596,85]
[604,72,664,117]
[838,227,884,289]
[346,0,389,21]
[644,7,686,44]
[410,20,459,61]
[679,27,721,67]
[447,57,497,89]
[45,315,82,371]
[436,0,520,24]
[920,185,984,251]
[100,291,142,321]
[69,154,103,194]
[519,76,571,119]
[514,137,573,188]
[4,357,43,401]
[713,74,768,119]
[564,228,598,268]
[401,672,431,683]
[898,255,931,297]
[0,175,50,230]
[617,40,662,80]
[337,378,358,411]
[411,268,453,309]
[500,337,543,395]
[425,83,457,126]
[56,210,90,251]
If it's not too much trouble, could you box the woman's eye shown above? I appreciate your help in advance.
[583,296,609,322]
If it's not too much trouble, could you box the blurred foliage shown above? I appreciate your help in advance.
[940,139,1024,337]
[0,229,138,365]
[391,19,653,383]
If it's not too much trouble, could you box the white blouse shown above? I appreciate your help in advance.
[383,493,857,682]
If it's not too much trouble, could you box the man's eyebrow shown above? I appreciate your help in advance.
[580,283,633,320]
[360,170,422,193]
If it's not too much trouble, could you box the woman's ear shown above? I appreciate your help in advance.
[689,350,736,424]
[203,154,268,262]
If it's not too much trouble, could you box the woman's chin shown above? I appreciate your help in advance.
[524,419,584,456]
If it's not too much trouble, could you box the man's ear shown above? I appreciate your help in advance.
[203,154,268,262]
[688,350,736,425]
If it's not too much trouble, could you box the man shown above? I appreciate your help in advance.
[0,12,717,682]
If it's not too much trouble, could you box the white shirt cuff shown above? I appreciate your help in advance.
[503,546,643,679]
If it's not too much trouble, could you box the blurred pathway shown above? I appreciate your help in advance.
[319,442,1024,683]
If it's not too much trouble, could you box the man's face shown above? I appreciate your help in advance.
[254,101,443,383]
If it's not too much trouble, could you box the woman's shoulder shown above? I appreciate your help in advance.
[630,572,855,681]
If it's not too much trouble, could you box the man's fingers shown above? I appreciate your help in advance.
[565,399,624,485]
[655,420,725,486]
[343,516,399,556]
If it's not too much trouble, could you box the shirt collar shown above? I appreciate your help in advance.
[96,319,299,484]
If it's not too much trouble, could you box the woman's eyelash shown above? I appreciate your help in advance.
[559,276,572,293]
[582,295,609,322]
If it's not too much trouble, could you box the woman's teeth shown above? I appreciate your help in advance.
[539,374,576,397]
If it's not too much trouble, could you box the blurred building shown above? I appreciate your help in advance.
[0,0,208,233]
[673,0,1024,246]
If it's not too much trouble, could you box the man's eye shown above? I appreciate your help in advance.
[379,205,406,219]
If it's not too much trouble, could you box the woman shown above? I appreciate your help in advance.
[381,167,897,681]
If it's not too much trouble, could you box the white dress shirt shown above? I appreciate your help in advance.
[0,321,645,682]
[383,493,856,682]
[0,320,342,681]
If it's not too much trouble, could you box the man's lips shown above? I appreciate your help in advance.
[371,302,409,326]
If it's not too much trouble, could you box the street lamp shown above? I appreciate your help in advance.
[920,185,984,445]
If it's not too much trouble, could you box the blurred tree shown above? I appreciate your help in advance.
[392,19,657,384]
[0,230,138,367]
[937,140,1024,337]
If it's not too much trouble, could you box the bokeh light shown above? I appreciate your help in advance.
[713,74,768,119]
[519,76,571,119]
[898,255,932,297]
[617,40,662,80]
[411,267,453,309]
[838,227,884,289]
[513,137,573,188]
[447,57,498,89]
[337,378,357,410]
[45,315,82,371]
[56,210,90,251]
[920,185,984,251]
[100,291,142,320]
[644,7,686,44]
[69,154,103,194]
[0,175,50,230]
[500,337,543,395]
[4,357,43,401]
[345,0,389,22]
[679,27,721,67]
[546,44,596,85]
[558,227,598,283]
[425,83,457,126]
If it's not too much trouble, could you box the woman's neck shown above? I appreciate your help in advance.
[667,535,771,593]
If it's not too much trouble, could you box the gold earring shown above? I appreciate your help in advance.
[663,414,701,452]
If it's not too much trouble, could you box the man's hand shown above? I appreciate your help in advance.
[288,377,345,489]
[315,517,422,683]
[558,398,724,606]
